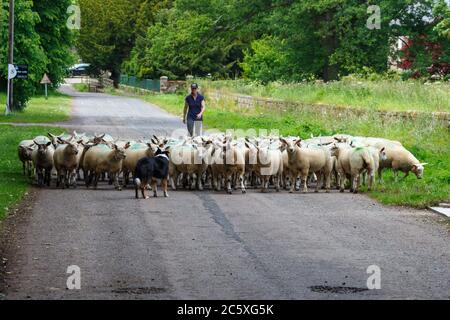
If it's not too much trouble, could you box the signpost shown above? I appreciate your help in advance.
[5,0,15,115]
[14,64,28,79]
[40,74,52,100]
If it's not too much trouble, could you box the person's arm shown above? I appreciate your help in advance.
[196,100,206,119]
[183,101,188,123]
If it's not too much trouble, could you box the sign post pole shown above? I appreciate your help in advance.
[40,74,52,100]
[5,0,15,115]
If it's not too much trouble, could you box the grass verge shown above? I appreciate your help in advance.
[198,79,450,114]
[139,92,449,208]
[0,90,72,123]
[0,125,66,220]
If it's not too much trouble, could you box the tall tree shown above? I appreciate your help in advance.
[0,0,47,110]
[77,0,143,86]
[33,0,75,86]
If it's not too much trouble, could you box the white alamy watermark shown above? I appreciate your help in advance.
[67,5,81,30]
[66,265,81,290]
[366,264,381,289]
[367,5,381,30]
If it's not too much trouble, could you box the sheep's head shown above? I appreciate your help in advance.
[112,144,127,160]
[58,137,80,155]
[20,145,35,157]
[48,132,65,147]
[379,147,387,161]
[34,141,52,156]
[411,163,427,179]
[279,137,300,154]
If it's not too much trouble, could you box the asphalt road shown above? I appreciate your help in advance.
[0,85,449,300]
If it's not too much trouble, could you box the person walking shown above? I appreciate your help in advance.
[183,83,205,137]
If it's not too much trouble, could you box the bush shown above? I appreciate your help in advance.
[240,36,292,84]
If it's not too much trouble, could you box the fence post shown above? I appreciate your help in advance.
[160,76,168,93]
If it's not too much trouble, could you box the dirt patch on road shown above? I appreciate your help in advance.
[0,189,39,297]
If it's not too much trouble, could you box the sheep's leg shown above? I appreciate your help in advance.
[239,173,246,194]
[45,169,51,187]
[275,174,280,192]
[324,172,331,193]
[214,174,220,191]
[315,172,322,193]
[400,171,409,181]
[135,184,139,199]
[197,172,203,191]
[71,170,78,188]
[123,170,129,188]
[170,170,178,190]
[64,169,70,188]
[352,175,359,193]
[289,172,296,193]
[93,172,99,189]
[293,175,299,191]
[368,170,374,191]
[362,172,367,186]
[378,168,384,184]
[113,173,122,191]
[190,173,196,190]
[226,174,232,194]
[22,162,25,175]
[56,170,60,187]
[300,169,309,193]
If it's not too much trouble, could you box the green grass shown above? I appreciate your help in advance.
[198,78,450,114]
[72,83,89,92]
[0,125,66,220]
[141,92,449,208]
[0,90,72,123]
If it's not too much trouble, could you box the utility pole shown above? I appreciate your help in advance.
[5,0,14,115]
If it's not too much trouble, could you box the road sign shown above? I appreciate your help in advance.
[40,73,52,84]
[14,64,28,79]
[8,64,16,79]
[40,73,52,100]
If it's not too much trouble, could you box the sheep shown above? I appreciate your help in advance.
[18,140,35,176]
[31,140,55,187]
[362,146,387,188]
[53,137,81,188]
[331,144,375,193]
[348,147,375,193]
[122,142,156,187]
[280,138,333,193]
[378,146,427,182]
[207,137,246,194]
[245,139,283,192]
[83,144,127,190]
[169,140,210,190]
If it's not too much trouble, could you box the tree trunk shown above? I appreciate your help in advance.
[322,11,339,82]
[111,69,120,88]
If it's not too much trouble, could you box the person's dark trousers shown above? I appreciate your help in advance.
[187,118,203,137]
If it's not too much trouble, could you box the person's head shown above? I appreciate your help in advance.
[190,83,198,94]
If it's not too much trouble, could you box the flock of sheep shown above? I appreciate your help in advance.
[17,131,427,195]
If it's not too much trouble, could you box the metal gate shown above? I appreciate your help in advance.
[120,75,160,92]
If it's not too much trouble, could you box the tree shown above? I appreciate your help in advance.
[240,36,293,83]
[33,0,75,86]
[77,0,143,86]
[0,0,47,110]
